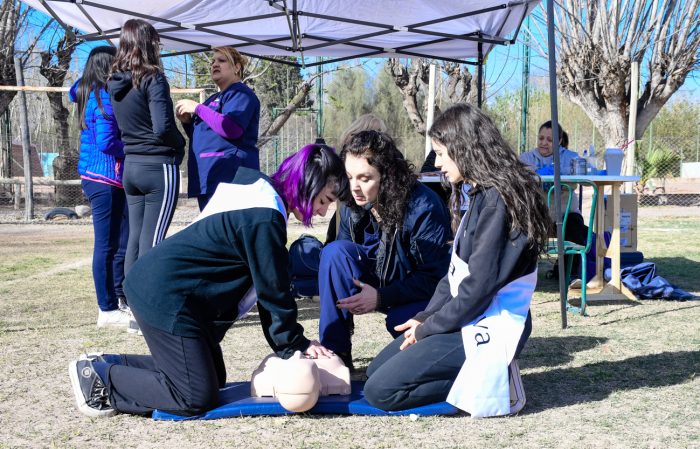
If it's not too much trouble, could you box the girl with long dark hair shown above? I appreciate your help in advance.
[108,19,185,276]
[318,130,451,369]
[68,144,348,418]
[363,103,550,416]
[69,46,130,328]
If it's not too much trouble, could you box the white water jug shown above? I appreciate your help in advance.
[604,148,624,176]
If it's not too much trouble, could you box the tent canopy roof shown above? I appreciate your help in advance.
[24,0,538,66]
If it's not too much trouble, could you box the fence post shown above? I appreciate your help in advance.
[13,56,34,220]
[624,61,639,193]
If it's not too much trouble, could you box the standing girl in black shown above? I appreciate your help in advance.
[108,19,185,274]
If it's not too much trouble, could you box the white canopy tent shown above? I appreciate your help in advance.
[24,1,537,63]
[22,0,573,327]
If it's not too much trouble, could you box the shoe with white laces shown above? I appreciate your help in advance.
[117,296,131,313]
[68,359,117,418]
[78,352,124,365]
[97,309,132,328]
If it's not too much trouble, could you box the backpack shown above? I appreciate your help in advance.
[289,234,323,298]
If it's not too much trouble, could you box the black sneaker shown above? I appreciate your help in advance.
[68,359,117,418]
[79,352,124,365]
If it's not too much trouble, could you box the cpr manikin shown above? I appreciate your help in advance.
[251,351,351,412]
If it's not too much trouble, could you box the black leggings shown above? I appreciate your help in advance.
[105,317,226,416]
[123,160,179,274]
[364,331,465,411]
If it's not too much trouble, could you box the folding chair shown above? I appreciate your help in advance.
[546,181,598,315]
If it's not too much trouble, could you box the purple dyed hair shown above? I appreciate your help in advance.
[271,144,348,226]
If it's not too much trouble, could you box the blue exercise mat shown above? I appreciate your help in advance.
[152,381,459,420]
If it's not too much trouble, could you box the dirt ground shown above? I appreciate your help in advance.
[1,210,698,449]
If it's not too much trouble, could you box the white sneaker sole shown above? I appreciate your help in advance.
[68,360,117,418]
[96,321,131,328]
[509,360,526,415]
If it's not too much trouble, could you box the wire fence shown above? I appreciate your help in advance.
[1,86,699,222]
[0,88,322,222]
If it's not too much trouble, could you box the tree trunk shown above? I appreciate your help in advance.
[258,75,318,147]
[552,1,700,154]
[39,31,79,205]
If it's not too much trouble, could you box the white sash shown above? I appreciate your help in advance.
[193,179,288,319]
[445,213,537,417]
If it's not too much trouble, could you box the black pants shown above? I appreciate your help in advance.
[104,317,226,416]
[123,160,179,274]
[364,331,465,411]
[553,212,588,277]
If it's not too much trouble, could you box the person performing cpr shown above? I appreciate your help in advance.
[68,144,348,418]
[363,104,551,416]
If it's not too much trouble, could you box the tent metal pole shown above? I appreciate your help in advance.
[546,0,567,329]
[519,16,530,154]
[38,0,75,40]
[477,42,483,108]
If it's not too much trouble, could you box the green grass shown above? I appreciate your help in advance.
[0,214,698,448]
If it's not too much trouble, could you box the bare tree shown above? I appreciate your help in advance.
[386,58,478,136]
[257,73,321,147]
[38,25,79,204]
[0,0,24,115]
[537,0,700,147]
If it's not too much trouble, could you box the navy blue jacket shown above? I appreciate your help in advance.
[108,71,185,164]
[69,79,124,186]
[338,182,451,311]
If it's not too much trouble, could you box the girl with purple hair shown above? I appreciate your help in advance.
[68,144,348,418]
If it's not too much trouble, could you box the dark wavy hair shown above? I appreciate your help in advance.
[76,46,115,130]
[111,19,162,89]
[272,144,349,226]
[429,103,550,252]
[341,130,417,231]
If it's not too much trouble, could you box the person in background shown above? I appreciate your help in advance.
[175,47,261,211]
[69,46,130,328]
[338,113,388,150]
[68,145,348,418]
[363,103,550,413]
[108,18,185,275]
[520,121,587,276]
[318,130,451,370]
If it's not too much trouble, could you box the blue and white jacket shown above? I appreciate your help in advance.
[69,79,124,187]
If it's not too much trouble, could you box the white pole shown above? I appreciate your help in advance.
[424,64,436,158]
[625,61,639,193]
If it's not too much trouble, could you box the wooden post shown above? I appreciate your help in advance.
[13,57,34,220]
[624,61,639,193]
[424,64,436,159]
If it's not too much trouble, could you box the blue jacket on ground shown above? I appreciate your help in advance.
[337,182,452,311]
[69,79,124,187]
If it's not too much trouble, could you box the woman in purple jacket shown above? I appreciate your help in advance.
[70,46,131,328]
[175,46,260,211]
